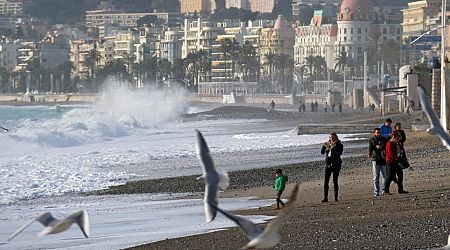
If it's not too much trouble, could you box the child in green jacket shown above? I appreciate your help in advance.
[274,168,288,209]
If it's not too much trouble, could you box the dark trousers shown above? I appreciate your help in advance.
[276,191,285,208]
[385,161,404,193]
[324,166,340,200]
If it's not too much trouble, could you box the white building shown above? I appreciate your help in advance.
[335,0,373,61]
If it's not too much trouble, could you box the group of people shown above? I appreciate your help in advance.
[369,118,408,196]
[273,117,409,207]
[304,101,342,113]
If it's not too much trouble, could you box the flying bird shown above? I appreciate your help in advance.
[8,210,90,241]
[195,130,229,222]
[417,86,450,150]
[210,183,300,249]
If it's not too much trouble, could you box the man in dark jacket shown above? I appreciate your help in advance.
[368,128,388,196]
[321,132,343,202]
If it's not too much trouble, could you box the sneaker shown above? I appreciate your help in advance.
[374,193,380,197]
[398,190,409,194]
[321,199,328,203]
[334,197,339,202]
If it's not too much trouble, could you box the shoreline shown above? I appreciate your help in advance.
[116,130,450,249]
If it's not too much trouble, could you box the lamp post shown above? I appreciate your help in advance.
[441,0,448,130]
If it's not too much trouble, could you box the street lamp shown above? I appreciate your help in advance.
[441,0,447,130]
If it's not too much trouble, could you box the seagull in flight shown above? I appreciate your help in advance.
[417,86,450,150]
[195,130,229,222]
[210,183,300,249]
[8,210,90,241]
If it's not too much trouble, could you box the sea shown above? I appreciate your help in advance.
[0,87,365,249]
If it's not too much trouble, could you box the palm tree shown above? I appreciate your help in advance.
[263,52,276,91]
[84,48,101,92]
[238,41,258,82]
[219,38,235,81]
[313,56,327,80]
[275,54,294,94]
[196,50,211,83]
[0,66,9,93]
[334,50,352,79]
[54,61,74,92]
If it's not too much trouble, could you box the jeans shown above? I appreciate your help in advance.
[276,191,285,208]
[324,166,340,200]
[385,161,404,193]
[372,161,387,195]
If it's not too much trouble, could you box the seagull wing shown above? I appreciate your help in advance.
[210,202,263,240]
[195,130,217,178]
[67,210,90,238]
[417,86,450,150]
[264,183,300,233]
[8,212,56,241]
[204,184,218,222]
[196,130,229,222]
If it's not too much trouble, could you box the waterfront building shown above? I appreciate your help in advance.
[294,9,337,70]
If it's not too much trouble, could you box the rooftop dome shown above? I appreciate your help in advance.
[340,0,371,15]
[274,15,288,30]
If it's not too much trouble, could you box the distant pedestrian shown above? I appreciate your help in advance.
[310,102,314,112]
[324,102,328,112]
[314,101,318,112]
[298,102,302,112]
[338,103,342,113]
[321,132,343,202]
[368,128,388,196]
[302,102,306,112]
[274,168,288,210]
[384,131,408,195]
[379,118,393,139]
[331,103,335,112]
[269,100,275,111]
[394,123,406,148]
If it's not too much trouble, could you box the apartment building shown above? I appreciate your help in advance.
[181,17,224,58]
[0,0,23,16]
[86,10,180,28]
[0,40,20,72]
[401,0,441,40]
[225,0,250,10]
[250,0,278,13]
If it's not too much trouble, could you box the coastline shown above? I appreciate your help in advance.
[114,130,450,249]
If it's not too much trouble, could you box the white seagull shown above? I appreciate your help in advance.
[8,210,90,241]
[195,130,229,222]
[417,86,450,150]
[210,183,300,249]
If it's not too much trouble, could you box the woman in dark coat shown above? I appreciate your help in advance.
[321,132,344,202]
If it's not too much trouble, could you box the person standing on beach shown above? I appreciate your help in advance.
[274,168,288,210]
[321,132,343,202]
[379,118,393,139]
[338,103,342,113]
[368,128,388,196]
[384,131,408,195]
[269,100,275,111]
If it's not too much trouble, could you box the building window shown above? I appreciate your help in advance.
[357,28,361,34]
[344,28,347,34]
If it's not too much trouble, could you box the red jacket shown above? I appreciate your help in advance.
[385,140,399,163]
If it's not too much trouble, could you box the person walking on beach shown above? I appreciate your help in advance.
[331,103,335,112]
[338,103,342,113]
[269,100,275,111]
[368,128,388,196]
[274,168,288,209]
[394,123,406,148]
[379,118,393,139]
[321,132,343,202]
[384,131,409,195]
[324,102,328,112]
